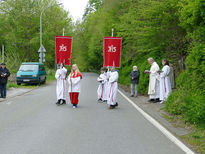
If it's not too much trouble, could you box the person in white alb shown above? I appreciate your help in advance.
[67,64,82,108]
[145,58,160,103]
[97,67,106,102]
[107,66,119,109]
[55,63,67,105]
[159,59,172,104]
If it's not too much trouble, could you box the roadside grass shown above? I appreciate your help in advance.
[7,82,39,90]
[46,69,56,82]
[163,113,205,154]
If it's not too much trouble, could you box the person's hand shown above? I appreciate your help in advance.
[132,77,134,80]
[59,74,61,77]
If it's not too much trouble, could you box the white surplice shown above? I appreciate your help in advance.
[160,65,172,101]
[55,67,67,100]
[97,73,106,100]
[107,71,119,105]
[67,72,82,93]
[148,62,160,99]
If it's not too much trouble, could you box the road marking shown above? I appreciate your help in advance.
[118,90,195,154]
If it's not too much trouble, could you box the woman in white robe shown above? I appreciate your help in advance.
[55,64,67,105]
[159,59,172,103]
[107,66,119,109]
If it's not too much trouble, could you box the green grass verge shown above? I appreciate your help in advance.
[163,113,205,154]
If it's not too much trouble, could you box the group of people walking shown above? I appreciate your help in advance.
[55,63,82,108]
[97,66,119,109]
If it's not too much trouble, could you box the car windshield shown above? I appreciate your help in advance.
[19,64,38,72]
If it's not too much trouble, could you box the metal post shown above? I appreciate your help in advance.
[63,28,65,36]
[2,44,4,63]
[112,28,114,37]
[39,3,63,63]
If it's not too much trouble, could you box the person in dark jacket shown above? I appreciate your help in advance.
[130,66,140,97]
[0,63,10,98]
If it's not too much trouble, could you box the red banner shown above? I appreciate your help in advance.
[104,37,122,68]
[55,36,72,65]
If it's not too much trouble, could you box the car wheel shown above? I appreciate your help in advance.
[42,77,46,84]
[38,79,41,85]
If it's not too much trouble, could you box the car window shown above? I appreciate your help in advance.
[19,65,38,72]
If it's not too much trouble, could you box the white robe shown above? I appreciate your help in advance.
[67,73,82,93]
[148,62,160,99]
[160,65,172,101]
[105,71,111,101]
[107,71,119,105]
[97,73,106,100]
[55,67,67,100]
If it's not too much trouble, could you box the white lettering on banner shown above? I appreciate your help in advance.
[59,44,67,52]
[108,45,117,52]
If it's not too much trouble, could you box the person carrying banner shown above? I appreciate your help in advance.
[107,66,119,109]
[67,64,82,108]
[55,63,67,105]
[97,67,106,102]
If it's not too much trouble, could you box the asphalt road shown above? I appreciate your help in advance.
[0,73,186,154]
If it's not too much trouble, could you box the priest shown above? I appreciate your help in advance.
[145,58,160,103]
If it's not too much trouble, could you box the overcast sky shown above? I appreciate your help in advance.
[61,0,89,22]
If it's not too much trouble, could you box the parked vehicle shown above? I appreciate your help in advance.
[16,62,46,85]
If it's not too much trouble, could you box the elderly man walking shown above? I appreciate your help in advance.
[145,58,160,103]
[130,66,140,97]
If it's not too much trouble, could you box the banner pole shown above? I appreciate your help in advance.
[112,28,114,37]
[70,48,73,105]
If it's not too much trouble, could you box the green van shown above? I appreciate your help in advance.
[16,62,46,85]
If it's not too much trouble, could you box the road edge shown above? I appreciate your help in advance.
[118,89,195,154]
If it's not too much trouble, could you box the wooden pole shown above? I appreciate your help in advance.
[70,51,73,104]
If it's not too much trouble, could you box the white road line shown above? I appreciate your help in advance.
[118,90,195,154]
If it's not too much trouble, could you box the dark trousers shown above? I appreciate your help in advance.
[0,83,7,97]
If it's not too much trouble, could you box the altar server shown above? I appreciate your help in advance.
[55,63,67,105]
[159,59,172,103]
[67,64,82,108]
[97,67,106,102]
[107,66,119,109]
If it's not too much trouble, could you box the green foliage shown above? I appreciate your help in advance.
[74,0,205,127]
[0,0,73,71]
[166,45,205,126]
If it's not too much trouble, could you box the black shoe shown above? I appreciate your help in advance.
[103,100,107,103]
[130,95,134,97]
[153,98,160,103]
[109,105,115,109]
[148,99,155,103]
[56,100,61,105]
[61,100,66,105]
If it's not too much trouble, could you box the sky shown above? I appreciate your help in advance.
[61,0,89,22]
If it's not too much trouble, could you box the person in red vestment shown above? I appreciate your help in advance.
[67,64,82,108]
